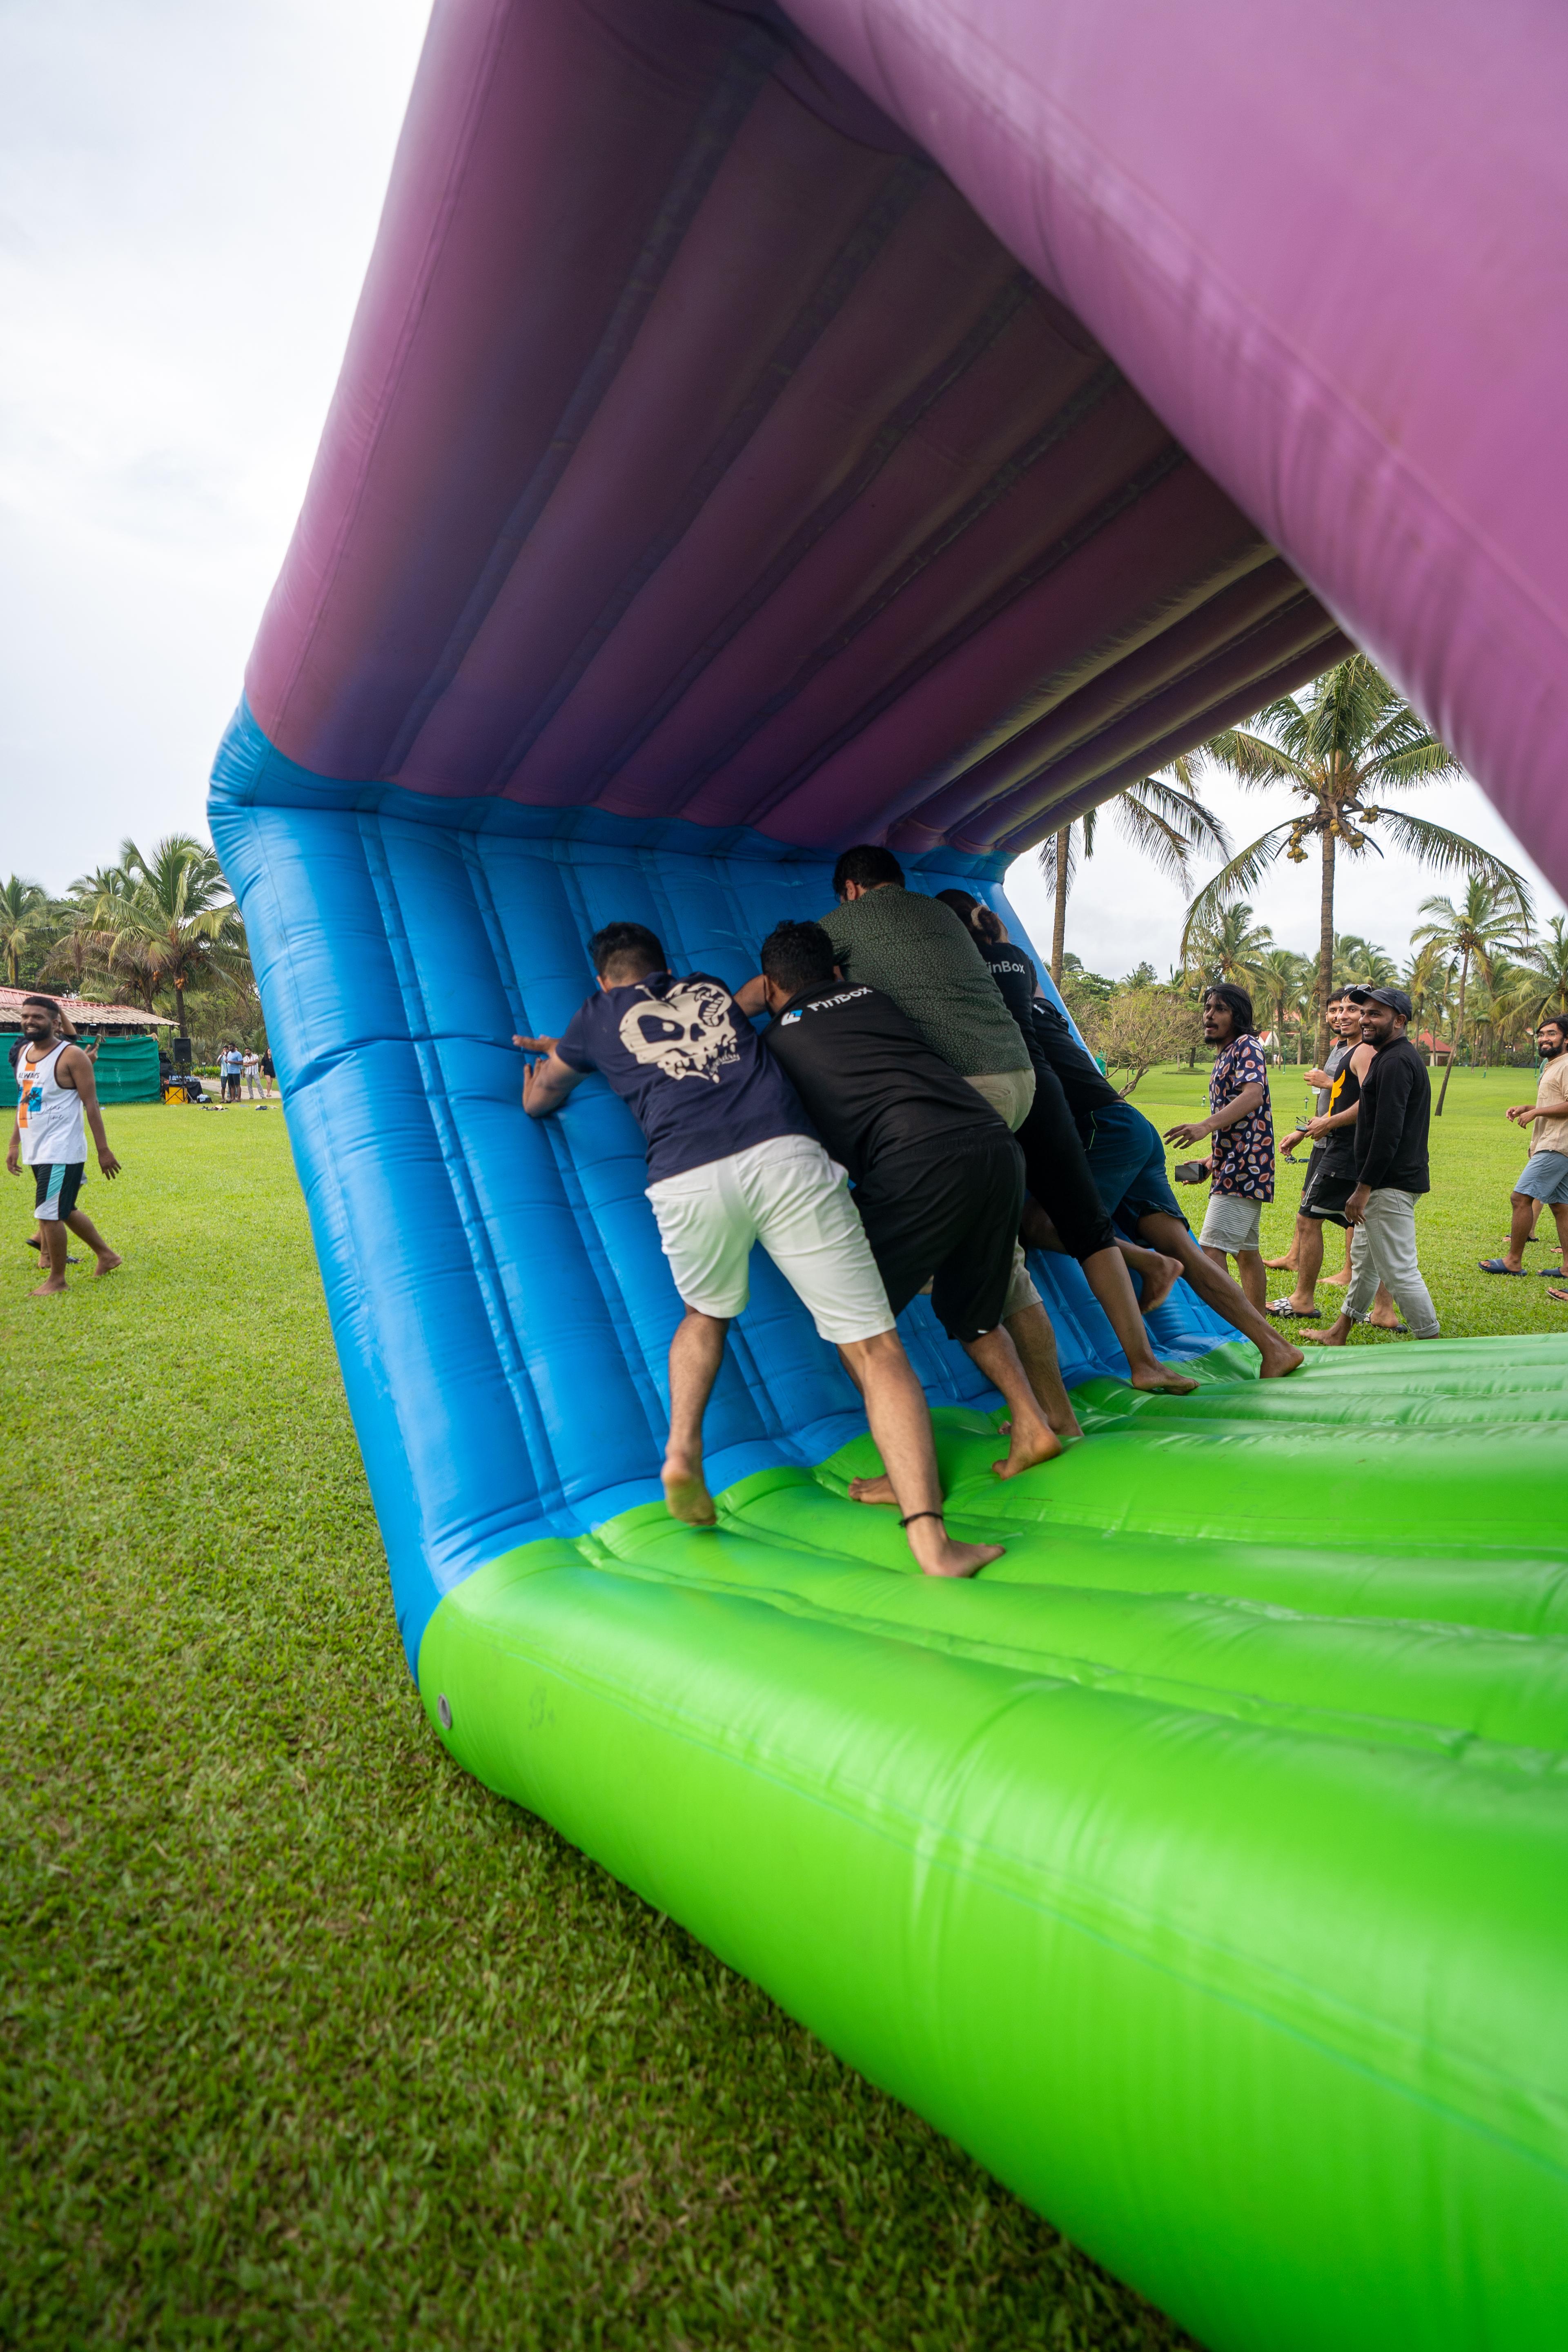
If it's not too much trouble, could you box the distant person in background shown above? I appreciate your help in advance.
[1165,986,1275,1312]
[7,995,122,1294]
[1268,993,1402,1327]
[219,1043,243,1102]
[1305,986,1440,1344]
[1483,1013,1568,1286]
[241,1049,262,1099]
[259,1047,276,1097]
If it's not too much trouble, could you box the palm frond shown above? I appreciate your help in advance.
[1372,811,1534,923]
[1179,828,1292,957]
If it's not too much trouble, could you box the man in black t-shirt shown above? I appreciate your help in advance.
[749,922,1064,1479]
[518,921,1002,1577]
[1305,987,1440,1344]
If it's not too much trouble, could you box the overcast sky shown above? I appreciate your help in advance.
[3,0,1563,978]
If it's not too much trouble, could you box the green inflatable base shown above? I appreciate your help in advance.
[419,1339,1568,2352]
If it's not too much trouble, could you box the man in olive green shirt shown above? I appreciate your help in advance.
[820,846,1035,1130]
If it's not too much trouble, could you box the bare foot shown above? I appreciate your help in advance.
[662,1453,717,1526]
[1128,1361,1199,1396]
[1258,1337,1306,1376]
[93,1252,123,1278]
[1135,1253,1184,1316]
[1300,1323,1348,1348]
[1548,1290,1568,1304]
[1262,1250,1298,1272]
[1368,1310,1403,1330]
[902,1515,1005,1579]
[849,1473,897,1507]
[1000,1409,1084,1444]
[992,1417,1061,1479]
[1324,1267,1352,1288]
[29,1277,67,1296]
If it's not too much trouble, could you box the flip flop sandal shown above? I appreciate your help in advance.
[1267,1299,1320,1316]
[1538,1267,1565,1277]
[1549,1290,1568,1305]
[1477,1259,1525,1274]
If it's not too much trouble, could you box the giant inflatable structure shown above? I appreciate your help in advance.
[212,4,1568,2345]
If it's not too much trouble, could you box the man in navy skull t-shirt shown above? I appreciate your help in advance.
[517,920,1002,1582]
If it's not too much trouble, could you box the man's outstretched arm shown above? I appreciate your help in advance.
[520,1043,588,1120]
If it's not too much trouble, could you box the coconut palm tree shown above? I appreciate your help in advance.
[1519,915,1568,1023]
[1038,773,1229,985]
[1412,878,1532,1111]
[1401,938,1456,1066]
[91,835,249,1043]
[1169,655,1530,1055]
[1252,945,1310,1058]
[1180,900,1275,998]
[1333,933,1398,989]
[0,874,47,987]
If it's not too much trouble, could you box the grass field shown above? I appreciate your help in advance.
[2,1070,1559,2349]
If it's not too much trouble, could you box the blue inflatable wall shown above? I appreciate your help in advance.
[212,702,1231,1670]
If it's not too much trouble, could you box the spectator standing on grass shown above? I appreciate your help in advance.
[1164,986,1274,1312]
[1305,986,1440,1345]
[260,1047,276,1098]
[1268,995,1403,1328]
[6,994,122,1294]
[241,1049,262,1099]
[1482,1013,1568,1289]
[219,1043,242,1102]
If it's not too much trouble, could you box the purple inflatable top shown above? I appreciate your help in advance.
[247,0,1566,881]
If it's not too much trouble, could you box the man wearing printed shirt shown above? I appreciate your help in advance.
[1164,985,1274,1311]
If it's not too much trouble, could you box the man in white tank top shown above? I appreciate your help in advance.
[7,994,122,1294]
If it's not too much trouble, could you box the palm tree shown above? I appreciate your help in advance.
[91,835,248,1043]
[0,874,47,987]
[1038,773,1229,985]
[1520,915,1568,1022]
[1253,946,1311,1060]
[1180,900,1275,997]
[1169,655,1530,1055]
[1333,933,1398,989]
[1412,878,1532,1111]
[1401,938,1455,1065]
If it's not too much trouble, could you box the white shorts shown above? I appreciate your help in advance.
[1199,1192,1264,1253]
[647,1135,894,1345]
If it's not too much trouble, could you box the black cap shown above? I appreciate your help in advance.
[1345,984,1413,1019]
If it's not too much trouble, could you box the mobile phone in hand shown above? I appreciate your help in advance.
[1174,1159,1208,1185]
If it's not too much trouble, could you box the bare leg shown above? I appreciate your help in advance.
[64,1206,120,1275]
[1325,1226,1354,1286]
[963,1326,1060,1477]
[1272,1215,1324,1314]
[1116,1236,1183,1316]
[840,1331,1004,1577]
[1234,1247,1267,1313]
[31,1221,69,1295]
[1004,1301,1085,1439]
[1078,1246,1197,1392]
[662,1308,728,1524]
[1368,1281,1402,1329]
[1499,1191,1539,1274]
[1551,1203,1568,1265]
[1263,1230,1300,1270]
[1145,1214,1303,1377]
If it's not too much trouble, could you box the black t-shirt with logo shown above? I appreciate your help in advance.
[1028,1000,1123,1132]
[762,981,1003,1185]
[557,971,813,1183]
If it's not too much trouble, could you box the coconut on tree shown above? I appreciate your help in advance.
[1166,655,1530,1055]
[1039,773,1229,986]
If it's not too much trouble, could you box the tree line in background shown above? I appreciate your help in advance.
[0,835,259,1063]
[1045,655,1564,1107]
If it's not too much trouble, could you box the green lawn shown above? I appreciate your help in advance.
[2,1074,1557,2348]
[2,1103,1192,2351]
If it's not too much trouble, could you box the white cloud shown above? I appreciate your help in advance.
[0,0,430,891]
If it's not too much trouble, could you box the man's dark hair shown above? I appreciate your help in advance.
[1204,983,1256,1037]
[1326,988,1348,1007]
[971,906,1004,944]
[1541,1013,1568,1044]
[22,993,59,1014]
[589,922,666,982]
[831,844,904,898]
[760,920,838,1000]
[933,886,978,922]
